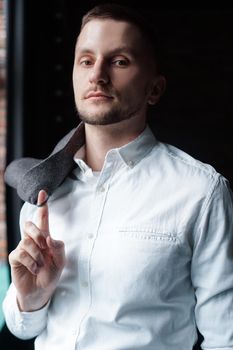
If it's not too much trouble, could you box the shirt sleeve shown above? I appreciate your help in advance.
[2,283,50,340]
[2,202,49,340]
[191,174,233,349]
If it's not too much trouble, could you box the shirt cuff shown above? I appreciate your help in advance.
[3,283,50,339]
[14,296,50,332]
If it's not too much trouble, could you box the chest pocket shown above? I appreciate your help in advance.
[119,226,178,241]
[117,225,181,254]
[91,225,189,306]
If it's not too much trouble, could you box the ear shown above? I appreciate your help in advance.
[147,75,166,105]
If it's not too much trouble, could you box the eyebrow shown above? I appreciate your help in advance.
[75,45,138,58]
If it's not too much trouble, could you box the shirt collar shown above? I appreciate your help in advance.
[73,124,157,176]
[115,125,157,168]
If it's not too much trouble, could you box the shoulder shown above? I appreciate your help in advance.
[152,141,219,180]
[158,141,216,175]
[146,140,229,202]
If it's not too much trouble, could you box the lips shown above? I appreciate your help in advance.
[85,91,113,99]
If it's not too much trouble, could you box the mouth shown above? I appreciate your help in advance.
[85,92,114,100]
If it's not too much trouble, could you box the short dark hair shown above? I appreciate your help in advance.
[80,3,162,72]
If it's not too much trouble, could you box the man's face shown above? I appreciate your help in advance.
[72,19,157,126]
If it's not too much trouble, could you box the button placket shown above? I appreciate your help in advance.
[75,155,117,347]
[98,185,105,192]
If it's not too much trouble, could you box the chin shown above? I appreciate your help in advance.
[77,104,135,126]
[79,116,121,126]
[78,107,118,125]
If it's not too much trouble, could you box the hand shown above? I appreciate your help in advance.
[9,190,65,311]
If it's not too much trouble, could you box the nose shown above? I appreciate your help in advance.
[89,60,109,85]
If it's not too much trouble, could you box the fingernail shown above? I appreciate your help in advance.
[37,190,49,207]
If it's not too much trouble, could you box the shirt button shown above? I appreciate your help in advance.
[98,185,105,192]
[127,160,135,167]
[88,233,94,240]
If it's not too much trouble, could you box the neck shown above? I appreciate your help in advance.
[84,119,146,171]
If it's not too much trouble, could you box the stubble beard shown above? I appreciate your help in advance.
[76,100,146,126]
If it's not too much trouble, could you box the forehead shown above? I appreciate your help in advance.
[76,19,144,54]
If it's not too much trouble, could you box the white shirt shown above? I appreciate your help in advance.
[3,125,233,349]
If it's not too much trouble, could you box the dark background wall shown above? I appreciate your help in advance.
[3,0,233,349]
[20,2,233,186]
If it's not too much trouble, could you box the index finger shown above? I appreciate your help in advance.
[36,190,50,234]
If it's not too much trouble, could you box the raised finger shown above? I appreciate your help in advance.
[36,190,49,234]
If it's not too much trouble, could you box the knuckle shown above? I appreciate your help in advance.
[23,236,32,246]
[8,250,15,263]
[18,249,27,260]
[8,245,21,261]
[18,237,30,250]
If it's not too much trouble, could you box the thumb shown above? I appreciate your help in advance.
[36,190,49,234]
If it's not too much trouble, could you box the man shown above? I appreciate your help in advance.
[2,3,233,350]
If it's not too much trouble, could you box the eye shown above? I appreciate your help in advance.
[112,59,129,67]
[80,59,93,66]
